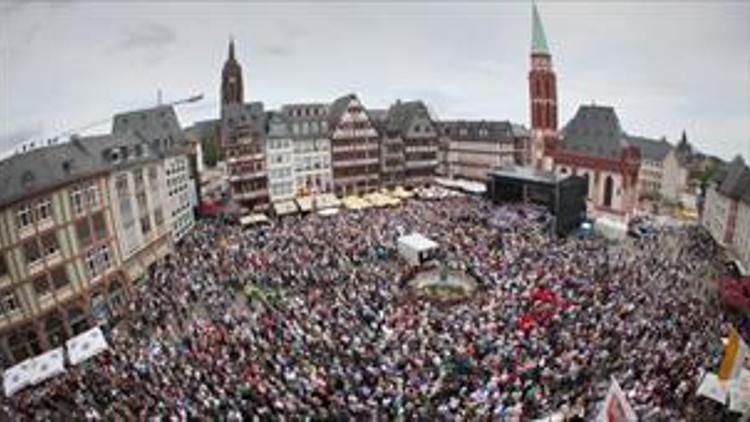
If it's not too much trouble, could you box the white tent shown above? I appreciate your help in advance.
[397,233,439,266]
[29,348,65,386]
[3,358,35,397]
[593,216,628,240]
[240,213,270,227]
[66,326,110,366]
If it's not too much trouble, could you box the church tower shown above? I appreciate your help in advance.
[221,38,244,106]
[528,2,558,170]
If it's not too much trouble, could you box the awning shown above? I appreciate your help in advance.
[273,200,299,216]
[343,195,372,210]
[315,193,341,209]
[240,213,270,227]
[296,196,314,212]
[66,326,109,366]
[390,186,414,199]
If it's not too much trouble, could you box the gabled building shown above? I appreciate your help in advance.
[0,129,181,366]
[382,100,439,187]
[328,93,380,196]
[112,105,197,242]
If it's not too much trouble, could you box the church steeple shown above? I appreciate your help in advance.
[531,2,550,56]
[221,37,244,106]
[528,1,558,170]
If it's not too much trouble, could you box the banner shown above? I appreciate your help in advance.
[729,369,750,414]
[718,327,749,381]
[598,377,638,422]
[696,372,728,405]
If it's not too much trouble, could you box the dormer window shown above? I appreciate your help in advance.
[110,149,120,163]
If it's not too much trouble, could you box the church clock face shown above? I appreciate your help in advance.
[229,76,236,84]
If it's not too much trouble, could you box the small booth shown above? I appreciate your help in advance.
[398,233,439,267]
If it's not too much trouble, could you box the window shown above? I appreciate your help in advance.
[148,166,158,182]
[92,212,107,240]
[133,169,144,191]
[0,254,7,277]
[33,275,51,297]
[99,245,111,270]
[70,187,85,215]
[23,240,42,264]
[86,184,100,209]
[41,232,59,256]
[0,291,20,315]
[36,199,52,222]
[85,250,97,277]
[136,191,148,211]
[50,266,69,290]
[140,215,151,235]
[154,207,164,227]
[76,220,92,248]
[115,174,129,198]
[16,204,34,229]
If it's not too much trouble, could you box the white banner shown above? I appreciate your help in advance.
[729,369,750,414]
[3,359,35,397]
[598,378,638,422]
[29,348,65,386]
[66,326,109,366]
[696,372,728,405]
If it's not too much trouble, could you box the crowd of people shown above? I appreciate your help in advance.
[2,194,745,420]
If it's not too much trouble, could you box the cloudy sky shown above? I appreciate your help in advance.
[1,1,749,161]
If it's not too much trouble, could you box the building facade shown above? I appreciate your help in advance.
[282,104,333,196]
[438,120,529,181]
[266,112,296,202]
[702,156,750,273]
[328,94,381,196]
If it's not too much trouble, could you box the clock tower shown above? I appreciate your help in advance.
[528,2,558,170]
[221,38,244,107]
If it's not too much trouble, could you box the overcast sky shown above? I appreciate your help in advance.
[1,1,749,161]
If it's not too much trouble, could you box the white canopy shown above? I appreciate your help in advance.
[398,233,438,252]
[398,233,439,266]
[29,348,65,386]
[594,216,628,240]
[240,213,269,227]
[66,326,109,366]
[3,358,35,397]
[317,207,340,217]
[315,193,341,209]
[273,200,299,216]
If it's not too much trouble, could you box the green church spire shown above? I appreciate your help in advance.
[532,2,550,55]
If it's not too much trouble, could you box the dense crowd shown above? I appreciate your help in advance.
[2,195,744,420]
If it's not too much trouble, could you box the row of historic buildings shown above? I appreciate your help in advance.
[208,4,698,221]
[0,106,197,366]
[206,38,535,212]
